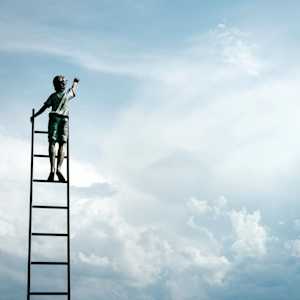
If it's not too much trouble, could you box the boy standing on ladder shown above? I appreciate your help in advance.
[31,75,79,182]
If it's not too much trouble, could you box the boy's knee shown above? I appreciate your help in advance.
[49,140,56,147]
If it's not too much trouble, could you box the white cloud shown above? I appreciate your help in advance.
[186,196,228,220]
[0,129,29,180]
[213,196,228,215]
[0,20,264,85]
[0,218,15,237]
[186,197,211,215]
[182,246,231,285]
[229,209,267,257]
[71,194,232,293]
[78,252,113,268]
[72,199,171,286]
[213,23,263,76]
[90,23,300,199]
[71,159,110,187]
[0,127,110,259]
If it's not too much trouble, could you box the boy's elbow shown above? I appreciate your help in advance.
[72,88,77,97]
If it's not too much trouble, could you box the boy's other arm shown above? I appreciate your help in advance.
[30,102,49,122]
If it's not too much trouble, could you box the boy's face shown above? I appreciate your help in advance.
[53,75,67,92]
[56,76,66,92]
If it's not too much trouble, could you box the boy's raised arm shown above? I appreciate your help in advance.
[71,78,80,97]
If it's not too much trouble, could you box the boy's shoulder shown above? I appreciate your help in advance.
[49,91,64,100]
[50,91,59,97]
[47,92,57,99]
[44,92,59,106]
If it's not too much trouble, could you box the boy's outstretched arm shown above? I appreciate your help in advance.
[30,103,49,122]
[71,78,80,97]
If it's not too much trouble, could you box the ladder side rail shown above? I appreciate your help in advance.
[67,121,71,300]
[27,109,35,300]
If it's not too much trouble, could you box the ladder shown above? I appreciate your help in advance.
[27,109,71,299]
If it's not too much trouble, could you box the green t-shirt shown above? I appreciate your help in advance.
[44,88,75,116]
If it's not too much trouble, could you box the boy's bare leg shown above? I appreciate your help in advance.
[56,142,66,182]
[48,141,56,181]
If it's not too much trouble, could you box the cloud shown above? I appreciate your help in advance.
[0,216,16,237]
[87,24,279,203]
[0,19,264,85]
[70,194,233,298]
[213,23,263,76]
[72,199,172,286]
[0,250,25,299]
[185,196,270,261]
[78,252,113,268]
[72,182,117,198]
[186,197,212,215]
[71,159,109,187]
[229,209,267,257]
[182,246,231,285]
[187,196,228,217]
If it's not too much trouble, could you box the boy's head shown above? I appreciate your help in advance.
[53,75,67,92]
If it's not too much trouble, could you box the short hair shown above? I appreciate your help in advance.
[53,75,65,91]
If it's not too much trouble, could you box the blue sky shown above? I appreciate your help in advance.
[2,1,300,299]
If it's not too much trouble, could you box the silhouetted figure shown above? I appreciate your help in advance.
[31,75,79,181]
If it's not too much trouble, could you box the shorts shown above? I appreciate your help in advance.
[48,113,69,143]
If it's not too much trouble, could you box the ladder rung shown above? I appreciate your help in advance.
[34,154,68,158]
[31,261,68,265]
[32,233,68,237]
[34,130,48,134]
[32,205,68,210]
[30,292,68,295]
[33,179,68,184]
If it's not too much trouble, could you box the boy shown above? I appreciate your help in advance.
[31,75,79,181]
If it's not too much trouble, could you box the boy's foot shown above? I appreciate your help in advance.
[48,172,55,181]
[56,170,66,182]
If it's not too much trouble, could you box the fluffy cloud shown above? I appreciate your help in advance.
[214,23,263,76]
[72,199,170,286]
[78,252,113,268]
[186,196,269,260]
[181,246,231,285]
[93,22,300,204]
[70,195,233,298]
[186,197,212,215]
[71,182,117,198]
[0,215,15,237]
[229,209,267,257]
[187,196,228,217]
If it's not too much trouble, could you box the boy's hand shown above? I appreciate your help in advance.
[73,78,80,83]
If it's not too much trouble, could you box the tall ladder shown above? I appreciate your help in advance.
[27,109,71,299]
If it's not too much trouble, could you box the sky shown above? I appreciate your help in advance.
[1,0,300,299]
